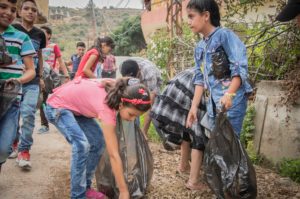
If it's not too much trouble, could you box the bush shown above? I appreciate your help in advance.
[240,105,256,147]
[279,159,300,183]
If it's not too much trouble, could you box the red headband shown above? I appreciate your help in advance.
[121,98,151,105]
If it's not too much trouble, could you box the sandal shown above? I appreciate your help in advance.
[185,181,208,191]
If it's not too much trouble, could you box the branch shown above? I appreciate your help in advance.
[246,27,292,48]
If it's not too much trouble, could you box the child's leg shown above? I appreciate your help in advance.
[188,149,203,184]
[178,132,191,172]
[75,116,105,189]
[0,103,19,166]
[44,105,90,199]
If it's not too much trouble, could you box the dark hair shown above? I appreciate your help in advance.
[120,59,140,77]
[20,0,37,9]
[105,78,151,112]
[91,36,115,63]
[76,41,86,48]
[8,0,17,3]
[187,0,221,27]
[40,25,52,35]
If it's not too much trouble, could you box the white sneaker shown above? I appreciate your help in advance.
[8,150,18,159]
[16,151,32,170]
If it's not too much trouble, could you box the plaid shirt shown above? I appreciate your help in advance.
[130,57,162,93]
[151,68,206,137]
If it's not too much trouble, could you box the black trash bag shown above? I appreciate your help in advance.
[203,112,257,199]
[42,63,62,94]
[211,46,231,79]
[96,116,153,199]
[0,79,21,120]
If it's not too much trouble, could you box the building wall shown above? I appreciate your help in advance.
[36,0,49,19]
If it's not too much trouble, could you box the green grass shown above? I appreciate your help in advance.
[139,114,161,143]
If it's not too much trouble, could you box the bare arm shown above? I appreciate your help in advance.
[100,121,129,198]
[16,56,35,84]
[186,85,204,128]
[83,54,97,78]
[38,50,44,77]
[57,56,69,77]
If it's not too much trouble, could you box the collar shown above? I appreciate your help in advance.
[2,25,16,34]
[204,26,221,42]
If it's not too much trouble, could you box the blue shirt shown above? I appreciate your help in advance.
[71,54,82,73]
[193,27,252,118]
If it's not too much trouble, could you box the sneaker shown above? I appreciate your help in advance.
[86,188,105,199]
[8,140,18,159]
[38,125,49,134]
[16,151,31,170]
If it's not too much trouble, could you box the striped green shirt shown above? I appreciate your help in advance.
[0,25,36,100]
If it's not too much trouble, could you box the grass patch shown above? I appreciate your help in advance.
[279,158,300,183]
[139,114,161,143]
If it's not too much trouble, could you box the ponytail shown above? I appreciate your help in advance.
[105,78,128,110]
[105,77,151,112]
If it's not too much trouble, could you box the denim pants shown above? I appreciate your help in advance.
[201,97,248,138]
[45,105,105,199]
[0,102,19,165]
[18,84,40,152]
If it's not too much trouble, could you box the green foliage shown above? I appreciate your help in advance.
[140,115,161,143]
[240,105,256,146]
[147,23,197,80]
[240,105,261,164]
[279,159,300,183]
[110,16,146,56]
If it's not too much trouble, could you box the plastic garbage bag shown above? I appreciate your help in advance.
[203,112,257,199]
[211,46,231,79]
[42,62,62,94]
[95,116,153,199]
[0,79,20,120]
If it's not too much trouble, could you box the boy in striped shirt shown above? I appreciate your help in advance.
[0,0,36,173]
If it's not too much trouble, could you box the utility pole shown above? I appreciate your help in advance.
[91,0,97,38]
[166,0,183,79]
[86,0,98,46]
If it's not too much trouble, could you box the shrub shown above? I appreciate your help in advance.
[279,159,300,183]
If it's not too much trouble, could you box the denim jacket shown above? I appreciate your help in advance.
[193,27,253,118]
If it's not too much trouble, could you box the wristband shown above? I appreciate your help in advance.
[224,92,236,99]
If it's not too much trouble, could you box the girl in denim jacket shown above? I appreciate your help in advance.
[184,0,252,191]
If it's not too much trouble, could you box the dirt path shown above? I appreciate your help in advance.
[0,117,71,199]
[0,116,299,199]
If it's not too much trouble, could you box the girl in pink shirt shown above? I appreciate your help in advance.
[45,77,151,199]
[75,36,115,79]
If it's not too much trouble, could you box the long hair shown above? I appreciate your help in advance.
[105,78,151,112]
[90,36,115,63]
[187,0,221,27]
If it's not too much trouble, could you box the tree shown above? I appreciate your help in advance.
[110,16,146,56]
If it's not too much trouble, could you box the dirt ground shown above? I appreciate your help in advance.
[0,116,299,199]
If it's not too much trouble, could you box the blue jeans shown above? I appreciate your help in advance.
[45,105,105,199]
[0,102,19,165]
[201,97,247,137]
[18,84,40,152]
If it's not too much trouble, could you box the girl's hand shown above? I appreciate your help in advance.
[220,93,235,110]
[119,191,130,199]
[186,106,198,128]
